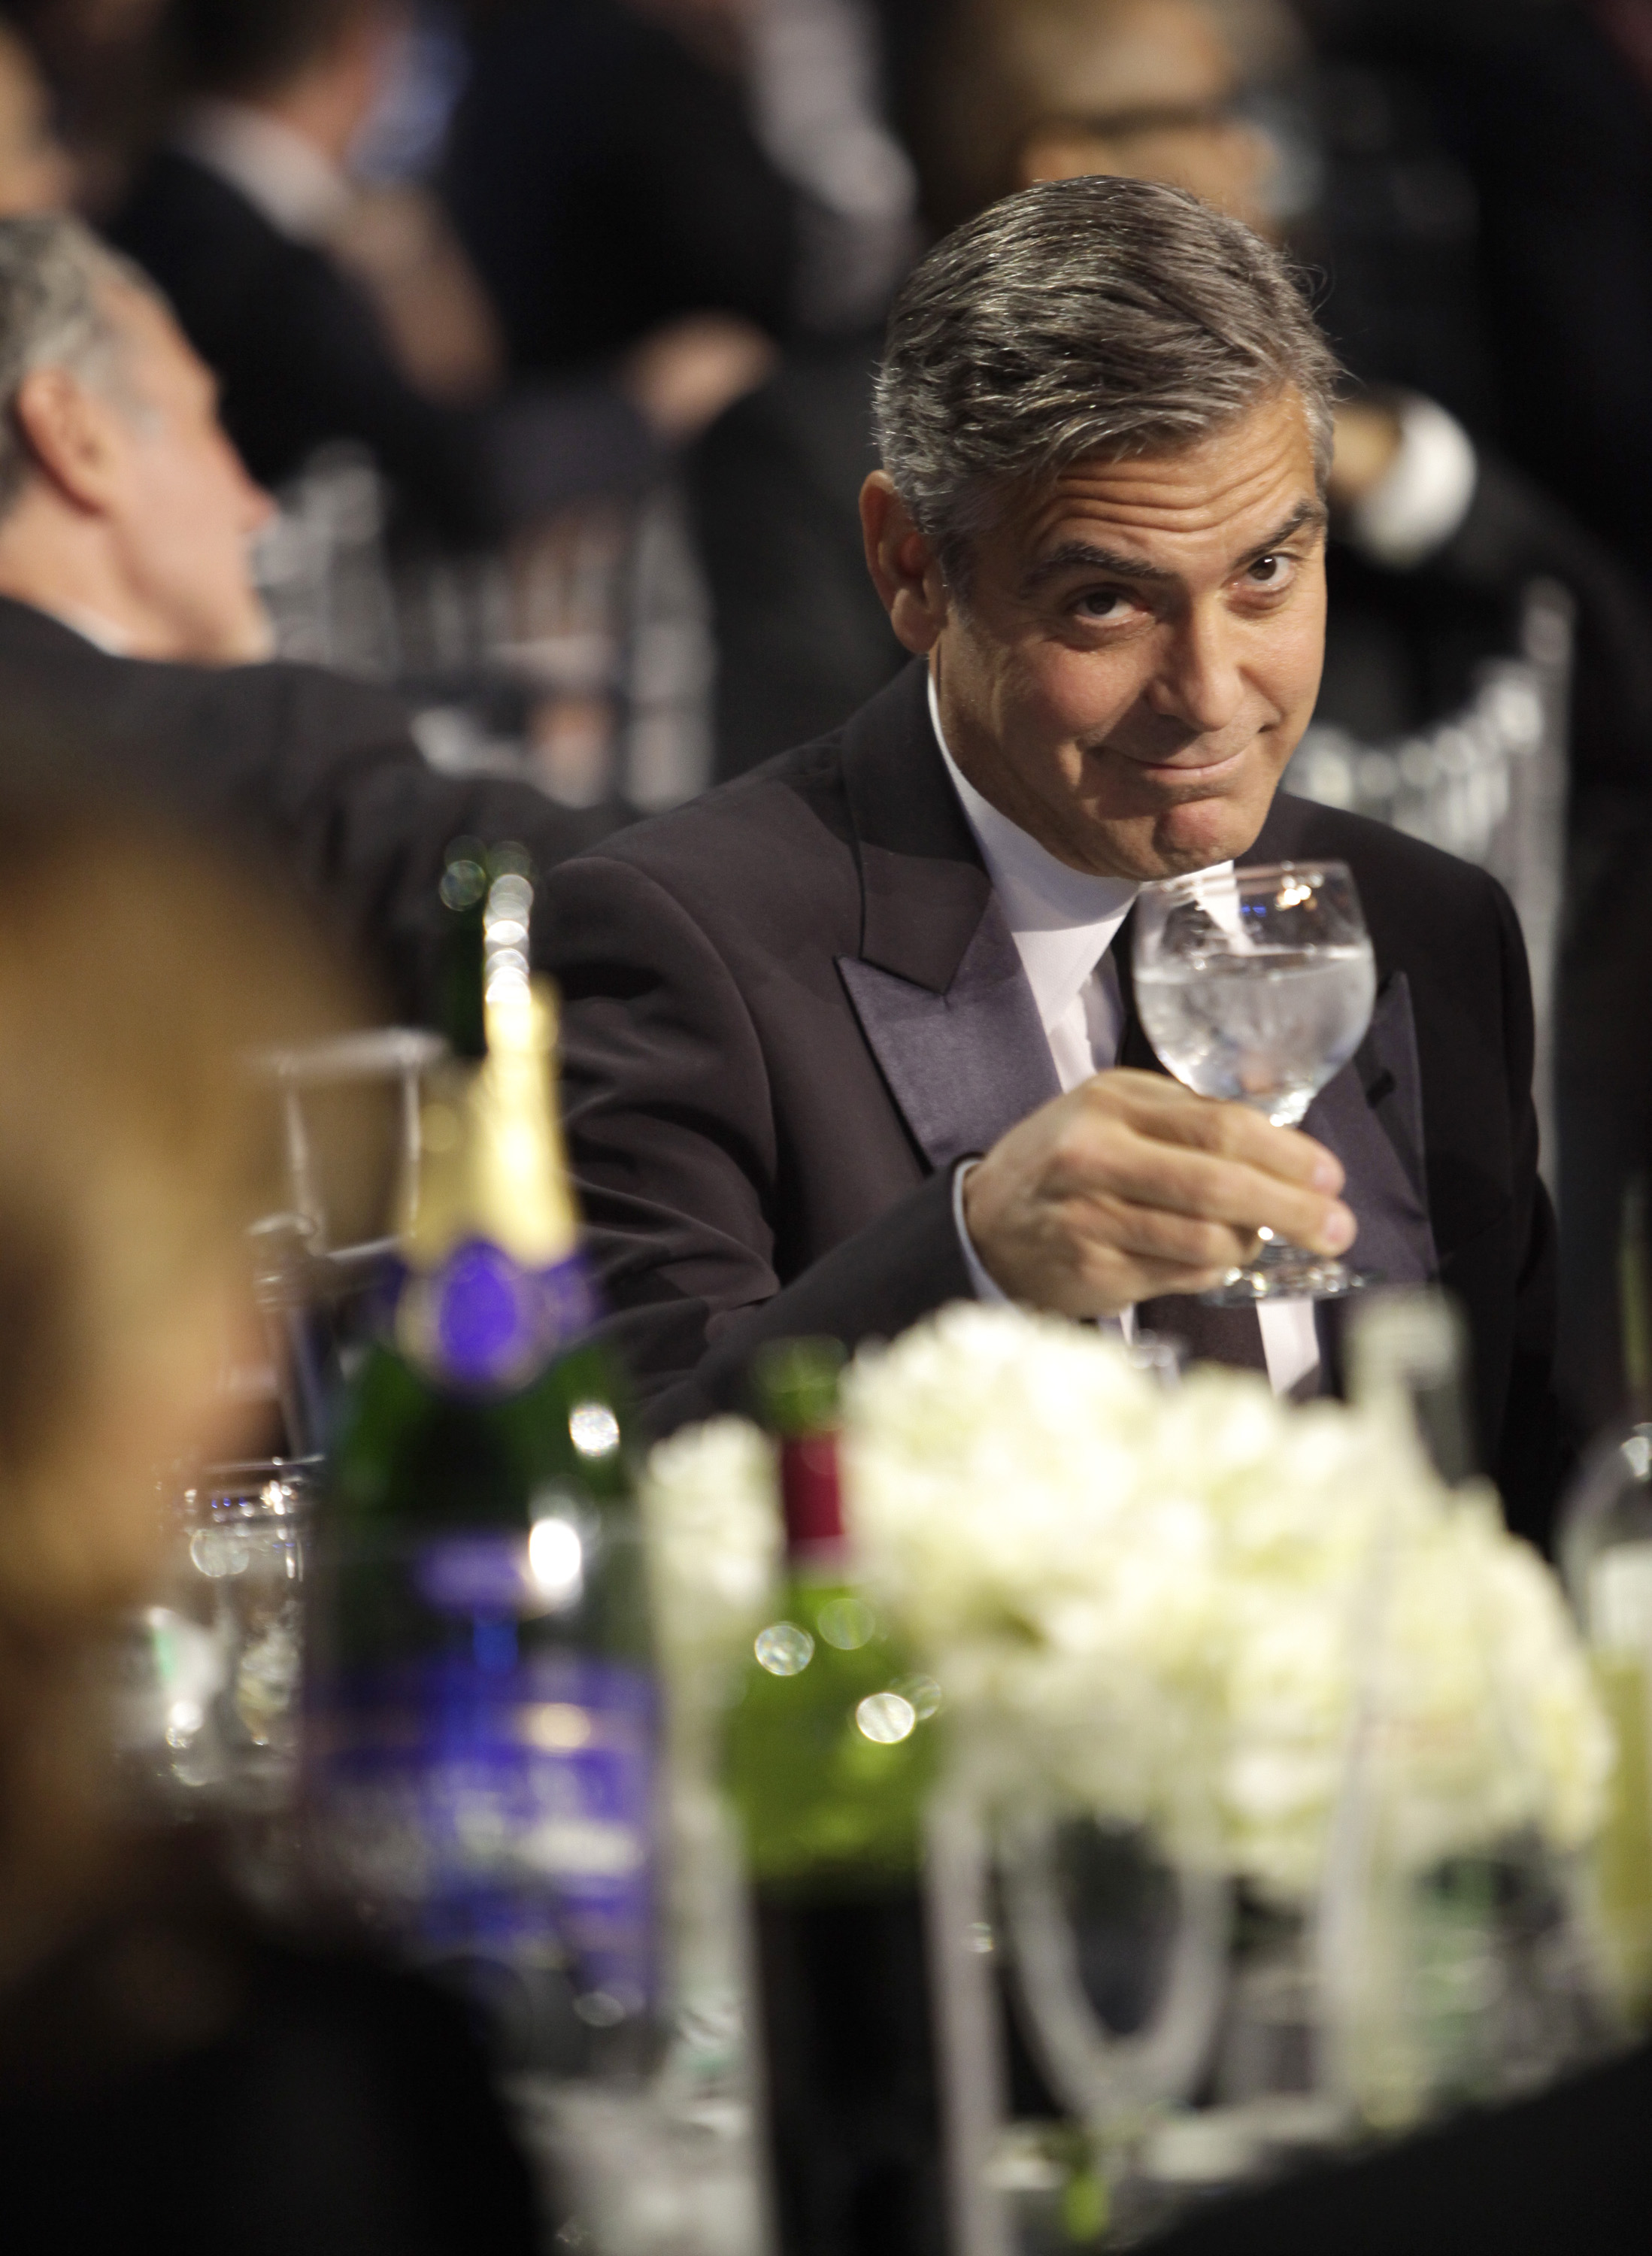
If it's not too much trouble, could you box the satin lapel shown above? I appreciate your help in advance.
[838,899,1060,1170]
[1302,971,1437,1287]
[836,661,1061,1169]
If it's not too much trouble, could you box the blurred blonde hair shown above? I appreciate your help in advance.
[0,799,359,1636]
[0,800,366,1980]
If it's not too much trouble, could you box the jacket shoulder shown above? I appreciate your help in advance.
[0,612,417,775]
[1262,791,1511,930]
[562,732,857,942]
[184,658,418,749]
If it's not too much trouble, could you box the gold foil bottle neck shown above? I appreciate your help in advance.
[402,975,581,1270]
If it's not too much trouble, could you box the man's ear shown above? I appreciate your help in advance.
[860,472,952,656]
[11,366,124,514]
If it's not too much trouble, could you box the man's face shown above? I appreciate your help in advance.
[101,283,275,663]
[1011,0,1278,238]
[930,388,1326,881]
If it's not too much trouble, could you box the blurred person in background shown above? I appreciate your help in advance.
[0,212,632,1020]
[0,802,544,2253]
[696,0,1652,798]
[106,0,776,547]
[444,0,802,377]
[0,12,75,211]
[0,0,170,211]
[1311,0,1652,1434]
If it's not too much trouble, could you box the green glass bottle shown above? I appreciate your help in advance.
[723,1339,947,2256]
[308,848,656,2075]
[1560,1180,1652,2015]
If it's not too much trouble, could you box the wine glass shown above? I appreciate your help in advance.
[1132,861,1376,1302]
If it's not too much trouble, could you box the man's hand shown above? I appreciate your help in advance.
[962,1069,1354,1315]
[620,314,778,445]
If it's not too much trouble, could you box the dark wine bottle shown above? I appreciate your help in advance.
[308,847,657,2076]
[724,1340,948,2256]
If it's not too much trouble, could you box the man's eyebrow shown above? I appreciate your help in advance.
[1019,496,1329,596]
[1235,498,1329,564]
[1019,541,1179,595]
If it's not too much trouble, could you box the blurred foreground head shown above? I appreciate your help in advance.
[0,797,541,2248]
[0,800,353,1690]
[0,211,274,660]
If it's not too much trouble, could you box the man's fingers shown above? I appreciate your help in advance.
[1068,1194,1257,1273]
[967,1070,1360,1319]
[1082,1070,1345,1194]
[1056,1087,1353,1254]
[1053,1117,1356,1258]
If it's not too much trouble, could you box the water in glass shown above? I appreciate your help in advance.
[1132,862,1377,1301]
[1135,947,1375,1126]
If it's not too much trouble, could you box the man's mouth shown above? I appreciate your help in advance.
[1096,741,1250,787]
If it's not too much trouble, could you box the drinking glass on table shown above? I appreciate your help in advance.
[1132,860,1377,1302]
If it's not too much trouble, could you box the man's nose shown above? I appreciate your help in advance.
[1144,604,1247,734]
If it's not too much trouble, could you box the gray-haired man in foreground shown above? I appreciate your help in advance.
[0,212,611,1017]
[546,175,1563,1542]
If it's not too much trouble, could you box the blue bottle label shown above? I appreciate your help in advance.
[312,1646,656,2018]
[394,1241,597,1392]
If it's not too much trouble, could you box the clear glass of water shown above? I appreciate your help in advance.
[1132,860,1376,1302]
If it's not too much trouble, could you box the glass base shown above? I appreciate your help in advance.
[1201,1242,1376,1305]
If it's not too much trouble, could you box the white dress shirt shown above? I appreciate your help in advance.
[1344,393,1478,572]
[929,674,1320,1396]
[173,101,352,244]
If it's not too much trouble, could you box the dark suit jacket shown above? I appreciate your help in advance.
[544,662,1564,1541]
[0,1830,545,2254]
[0,595,615,1022]
[109,152,656,545]
[445,0,799,377]
[1149,2036,1651,2256]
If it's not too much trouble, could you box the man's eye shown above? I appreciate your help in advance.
[1245,553,1294,587]
[1073,587,1136,621]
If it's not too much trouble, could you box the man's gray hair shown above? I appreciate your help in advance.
[874,176,1340,583]
[0,214,162,518]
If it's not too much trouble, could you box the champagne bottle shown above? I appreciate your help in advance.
[723,1340,947,2256]
[308,846,657,2075]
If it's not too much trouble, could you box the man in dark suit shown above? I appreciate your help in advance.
[444,0,802,380]
[0,208,611,1020]
[546,174,1563,1540]
[108,0,775,544]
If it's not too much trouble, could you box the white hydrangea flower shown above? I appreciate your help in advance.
[643,1305,1611,1899]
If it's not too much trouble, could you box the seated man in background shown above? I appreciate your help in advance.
[547,177,1566,1543]
[109,0,776,545]
[0,210,619,1022]
[0,799,544,2253]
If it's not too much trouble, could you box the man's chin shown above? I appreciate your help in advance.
[1075,789,1273,882]
[1154,796,1268,870]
